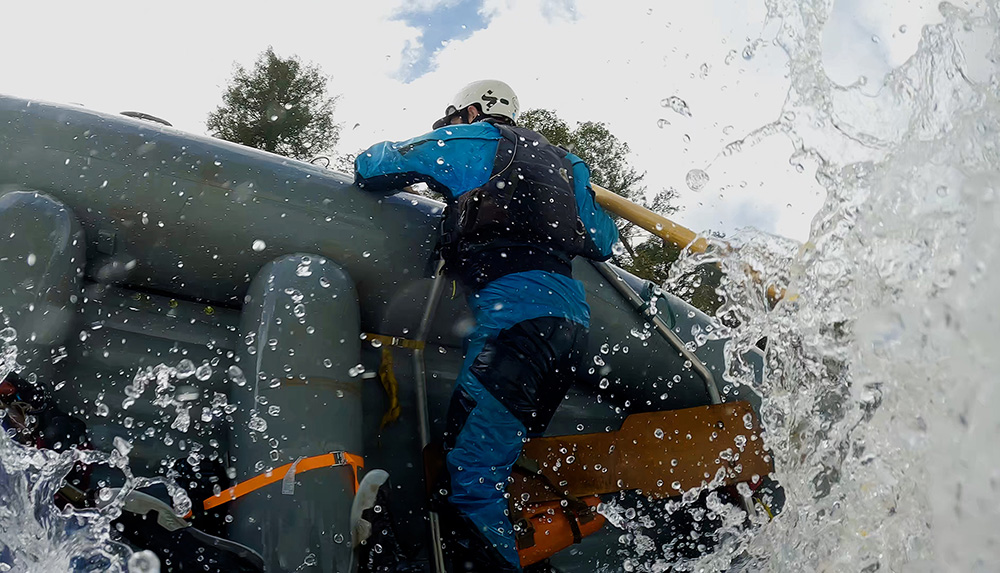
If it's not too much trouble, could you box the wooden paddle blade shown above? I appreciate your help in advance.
[509,401,772,504]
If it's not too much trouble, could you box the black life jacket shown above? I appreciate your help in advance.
[440,123,589,289]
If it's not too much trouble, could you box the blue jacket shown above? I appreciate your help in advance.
[355,122,619,328]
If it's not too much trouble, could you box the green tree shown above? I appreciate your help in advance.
[628,238,724,314]
[207,47,340,160]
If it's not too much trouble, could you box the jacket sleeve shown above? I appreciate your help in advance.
[354,125,500,200]
[568,153,620,261]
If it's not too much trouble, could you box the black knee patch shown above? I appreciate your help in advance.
[468,317,587,434]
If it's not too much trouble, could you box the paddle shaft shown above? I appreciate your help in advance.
[591,183,784,303]
[591,183,708,253]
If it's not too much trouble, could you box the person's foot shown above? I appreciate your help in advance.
[435,501,521,573]
[351,469,420,572]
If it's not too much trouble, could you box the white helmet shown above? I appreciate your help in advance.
[433,79,520,129]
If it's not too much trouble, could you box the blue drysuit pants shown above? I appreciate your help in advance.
[443,314,587,569]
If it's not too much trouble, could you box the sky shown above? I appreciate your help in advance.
[1,0,943,242]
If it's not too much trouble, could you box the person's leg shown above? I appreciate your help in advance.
[442,317,588,569]
[443,352,526,568]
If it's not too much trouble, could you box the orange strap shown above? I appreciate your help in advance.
[203,451,364,511]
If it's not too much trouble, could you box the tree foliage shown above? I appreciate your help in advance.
[628,239,724,314]
[207,47,340,160]
[518,110,681,264]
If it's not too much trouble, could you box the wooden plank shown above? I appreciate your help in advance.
[508,401,772,504]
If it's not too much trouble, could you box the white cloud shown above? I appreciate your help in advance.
[1,0,419,134]
[391,0,820,239]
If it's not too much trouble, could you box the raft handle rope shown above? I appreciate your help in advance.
[363,333,426,428]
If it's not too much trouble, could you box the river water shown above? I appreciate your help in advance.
[647,0,999,571]
[3,0,1000,571]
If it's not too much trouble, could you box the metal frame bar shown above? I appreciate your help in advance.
[590,261,757,518]
[413,266,449,573]
[590,261,721,404]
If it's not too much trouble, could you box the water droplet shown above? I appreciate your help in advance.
[268,405,281,416]
[599,378,610,390]
[113,436,133,456]
[436,157,445,165]
[362,251,371,258]
[285,288,304,303]
[176,359,195,379]
[657,118,670,128]
[195,363,212,381]
[228,365,247,386]
[176,386,200,401]
[248,414,267,432]
[659,96,691,117]
[252,239,266,252]
[26,253,36,267]
[0,327,15,342]
[293,303,306,318]
[686,169,710,191]
[127,550,160,573]
[899,24,908,33]
[654,428,665,439]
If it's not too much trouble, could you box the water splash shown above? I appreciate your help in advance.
[0,330,195,572]
[613,0,1000,571]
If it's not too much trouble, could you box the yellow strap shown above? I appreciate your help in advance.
[362,333,426,428]
[364,333,425,351]
[754,495,775,520]
[377,346,402,428]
